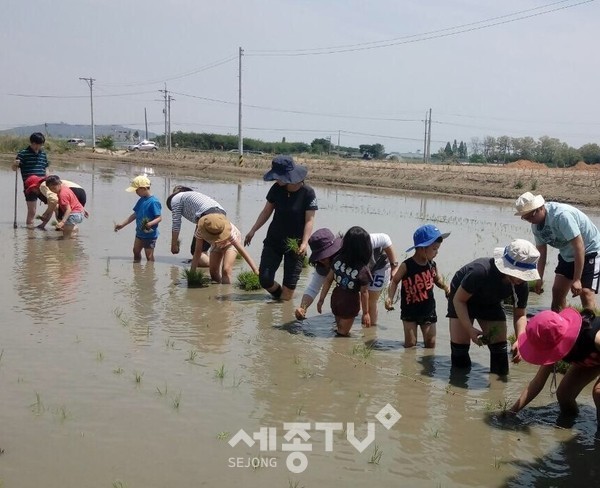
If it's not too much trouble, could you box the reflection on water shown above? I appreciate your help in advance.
[2,163,599,487]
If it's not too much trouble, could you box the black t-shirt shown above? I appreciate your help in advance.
[450,257,529,308]
[563,316,600,366]
[264,183,318,249]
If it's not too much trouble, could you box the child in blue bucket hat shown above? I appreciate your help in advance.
[244,155,318,300]
[385,224,450,348]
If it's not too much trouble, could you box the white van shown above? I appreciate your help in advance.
[67,138,86,147]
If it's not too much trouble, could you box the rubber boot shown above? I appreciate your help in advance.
[450,342,472,368]
[489,341,509,375]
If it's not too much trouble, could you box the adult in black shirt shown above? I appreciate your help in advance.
[447,239,540,376]
[244,156,318,300]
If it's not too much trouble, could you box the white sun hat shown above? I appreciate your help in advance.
[493,239,541,281]
[514,192,545,216]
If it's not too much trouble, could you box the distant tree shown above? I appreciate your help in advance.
[469,154,486,164]
[470,137,482,156]
[444,142,453,157]
[482,136,497,162]
[458,141,468,159]
[311,138,330,154]
[133,130,140,141]
[496,136,511,163]
[282,137,286,143]
[359,143,385,159]
[452,139,458,154]
[579,143,600,164]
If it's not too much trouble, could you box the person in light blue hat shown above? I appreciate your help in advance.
[385,224,450,348]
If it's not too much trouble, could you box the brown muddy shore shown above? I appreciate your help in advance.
[5,149,600,209]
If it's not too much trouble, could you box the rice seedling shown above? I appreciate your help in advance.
[172,392,182,409]
[293,355,301,365]
[165,337,175,349]
[113,367,124,375]
[479,324,501,346]
[181,268,210,288]
[235,252,242,260]
[492,456,502,469]
[105,257,111,275]
[507,334,516,345]
[140,217,153,233]
[186,349,198,362]
[296,405,304,416]
[30,392,45,415]
[288,481,304,488]
[231,374,244,388]
[134,371,143,384]
[96,351,104,361]
[214,364,227,380]
[112,481,127,488]
[0,349,3,366]
[302,255,309,268]
[298,366,315,379]
[431,428,440,438]
[368,444,383,464]
[57,405,70,422]
[555,360,570,374]
[74,335,81,344]
[156,384,168,396]
[216,431,230,441]
[236,271,261,291]
[351,344,374,359]
[285,237,301,254]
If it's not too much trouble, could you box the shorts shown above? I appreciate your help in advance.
[446,290,506,321]
[136,237,157,249]
[259,245,303,290]
[331,286,360,319]
[24,189,38,202]
[556,252,600,293]
[190,207,226,255]
[401,312,438,325]
[369,266,390,292]
[65,212,84,225]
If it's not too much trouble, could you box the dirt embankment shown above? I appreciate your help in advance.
[7,150,600,209]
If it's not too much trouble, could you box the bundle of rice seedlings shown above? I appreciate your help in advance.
[237,271,261,291]
[285,237,300,254]
[181,268,210,288]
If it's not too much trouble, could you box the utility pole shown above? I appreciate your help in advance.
[426,108,432,164]
[159,84,168,149]
[337,130,341,151]
[423,110,428,163]
[144,107,148,140]
[238,46,244,167]
[167,95,175,153]
[79,77,96,148]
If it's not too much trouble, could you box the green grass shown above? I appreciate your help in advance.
[214,364,226,380]
[182,268,210,288]
[236,271,261,290]
[285,237,300,254]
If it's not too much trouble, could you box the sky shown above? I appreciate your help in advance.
[1,0,599,153]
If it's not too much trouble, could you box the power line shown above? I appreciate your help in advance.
[247,0,595,56]
[96,55,237,87]
[8,90,157,99]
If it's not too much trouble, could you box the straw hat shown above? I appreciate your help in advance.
[493,239,541,281]
[518,308,582,365]
[197,214,232,242]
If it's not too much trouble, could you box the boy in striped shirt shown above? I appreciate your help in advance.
[12,133,49,226]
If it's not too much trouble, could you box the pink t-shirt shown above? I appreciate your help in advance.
[58,186,84,213]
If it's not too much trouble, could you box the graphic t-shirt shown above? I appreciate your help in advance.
[331,258,372,292]
[532,202,600,261]
[264,183,318,249]
[133,195,162,239]
[400,257,437,317]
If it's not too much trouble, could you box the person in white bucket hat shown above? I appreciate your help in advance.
[447,239,540,376]
[515,191,600,312]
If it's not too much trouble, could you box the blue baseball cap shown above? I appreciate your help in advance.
[406,224,450,252]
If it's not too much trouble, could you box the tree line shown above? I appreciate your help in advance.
[437,135,600,167]
[154,132,386,158]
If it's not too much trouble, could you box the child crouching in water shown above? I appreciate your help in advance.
[45,175,85,238]
[385,224,450,348]
[317,226,373,336]
[114,175,162,262]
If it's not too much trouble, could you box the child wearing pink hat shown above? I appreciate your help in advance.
[509,308,600,424]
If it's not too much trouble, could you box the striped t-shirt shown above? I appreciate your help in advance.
[170,191,225,232]
[16,146,49,181]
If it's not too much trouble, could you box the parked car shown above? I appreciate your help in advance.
[127,140,158,151]
[67,138,86,147]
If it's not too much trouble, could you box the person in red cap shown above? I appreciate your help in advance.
[509,308,600,424]
[24,175,88,230]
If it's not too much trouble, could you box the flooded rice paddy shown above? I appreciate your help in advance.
[1,160,599,487]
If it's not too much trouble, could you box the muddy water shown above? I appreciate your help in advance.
[1,161,598,487]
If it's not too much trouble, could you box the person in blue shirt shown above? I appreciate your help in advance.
[515,192,600,312]
[11,132,49,226]
[114,175,162,262]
